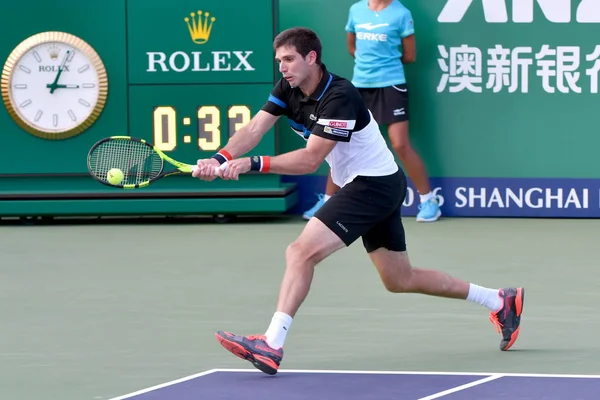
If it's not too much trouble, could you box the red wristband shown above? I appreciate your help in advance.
[211,149,232,165]
[218,149,232,161]
[261,156,270,173]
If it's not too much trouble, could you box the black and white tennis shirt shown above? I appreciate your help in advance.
[261,64,398,188]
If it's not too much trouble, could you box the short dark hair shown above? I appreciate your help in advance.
[273,27,322,64]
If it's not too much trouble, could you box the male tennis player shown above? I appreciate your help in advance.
[304,0,440,223]
[192,27,524,375]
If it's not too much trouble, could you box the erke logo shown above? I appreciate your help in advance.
[438,0,600,23]
[355,22,390,30]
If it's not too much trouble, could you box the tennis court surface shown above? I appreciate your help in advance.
[3,216,600,399]
[109,369,600,400]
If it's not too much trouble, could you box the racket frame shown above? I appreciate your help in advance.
[87,136,198,189]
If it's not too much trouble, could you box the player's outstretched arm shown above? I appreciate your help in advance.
[192,110,279,181]
[221,90,355,180]
[221,134,336,180]
[267,134,335,175]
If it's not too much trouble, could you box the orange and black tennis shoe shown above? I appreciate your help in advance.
[489,287,525,351]
[215,331,283,375]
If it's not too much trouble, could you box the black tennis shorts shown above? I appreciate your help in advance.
[358,84,409,125]
[314,167,407,253]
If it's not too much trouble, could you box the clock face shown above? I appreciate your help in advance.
[9,41,100,133]
[1,31,108,140]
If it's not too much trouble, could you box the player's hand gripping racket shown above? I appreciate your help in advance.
[87,136,227,189]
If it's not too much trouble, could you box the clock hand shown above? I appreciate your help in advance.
[45,83,80,89]
[48,50,71,94]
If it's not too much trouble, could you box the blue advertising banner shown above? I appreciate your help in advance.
[284,176,599,218]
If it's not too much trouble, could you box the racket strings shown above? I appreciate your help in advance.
[89,139,163,185]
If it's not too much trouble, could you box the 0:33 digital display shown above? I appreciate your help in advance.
[152,104,251,152]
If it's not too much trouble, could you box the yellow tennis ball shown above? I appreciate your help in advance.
[106,168,124,185]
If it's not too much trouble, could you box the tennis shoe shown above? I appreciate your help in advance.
[215,330,283,375]
[416,196,441,222]
[489,287,525,351]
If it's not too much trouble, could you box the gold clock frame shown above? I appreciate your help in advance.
[1,31,108,140]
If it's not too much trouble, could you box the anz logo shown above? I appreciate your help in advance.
[438,0,600,23]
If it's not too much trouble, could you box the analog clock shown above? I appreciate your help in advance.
[1,31,108,140]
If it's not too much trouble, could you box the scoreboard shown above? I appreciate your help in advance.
[0,0,298,217]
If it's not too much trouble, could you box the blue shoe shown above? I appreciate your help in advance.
[303,194,326,220]
[416,196,441,222]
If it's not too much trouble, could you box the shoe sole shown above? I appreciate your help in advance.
[215,332,279,375]
[416,210,442,222]
[501,287,524,351]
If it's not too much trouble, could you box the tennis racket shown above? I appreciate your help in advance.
[86,136,227,189]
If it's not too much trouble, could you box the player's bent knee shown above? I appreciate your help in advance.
[379,263,415,293]
[369,249,415,293]
[285,240,326,267]
[381,274,414,293]
[285,218,346,267]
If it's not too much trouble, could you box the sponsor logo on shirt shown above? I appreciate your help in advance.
[329,120,347,128]
[355,22,390,30]
[324,126,350,137]
[356,32,388,41]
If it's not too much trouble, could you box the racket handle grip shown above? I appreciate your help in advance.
[215,161,228,176]
[191,162,227,176]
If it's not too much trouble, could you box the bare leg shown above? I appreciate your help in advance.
[213,219,345,374]
[275,217,345,316]
[366,247,524,351]
[368,248,470,298]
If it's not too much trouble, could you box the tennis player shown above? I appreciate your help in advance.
[192,27,524,375]
[304,0,440,223]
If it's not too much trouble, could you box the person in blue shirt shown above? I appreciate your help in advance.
[303,0,441,223]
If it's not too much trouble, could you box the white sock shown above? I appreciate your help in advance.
[324,194,331,201]
[264,311,293,349]
[466,284,502,312]
[420,192,434,203]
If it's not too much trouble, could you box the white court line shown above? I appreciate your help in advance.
[417,374,504,400]
[106,369,218,400]
[106,368,600,400]
[214,368,600,379]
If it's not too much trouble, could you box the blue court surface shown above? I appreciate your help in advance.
[108,369,600,400]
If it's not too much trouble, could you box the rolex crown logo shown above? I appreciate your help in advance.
[184,10,216,44]
[48,44,60,60]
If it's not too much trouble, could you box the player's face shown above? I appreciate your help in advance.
[275,45,313,87]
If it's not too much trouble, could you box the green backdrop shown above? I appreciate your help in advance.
[277,0,600,218]
[0,0,296,217]
[278,0,600,178]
